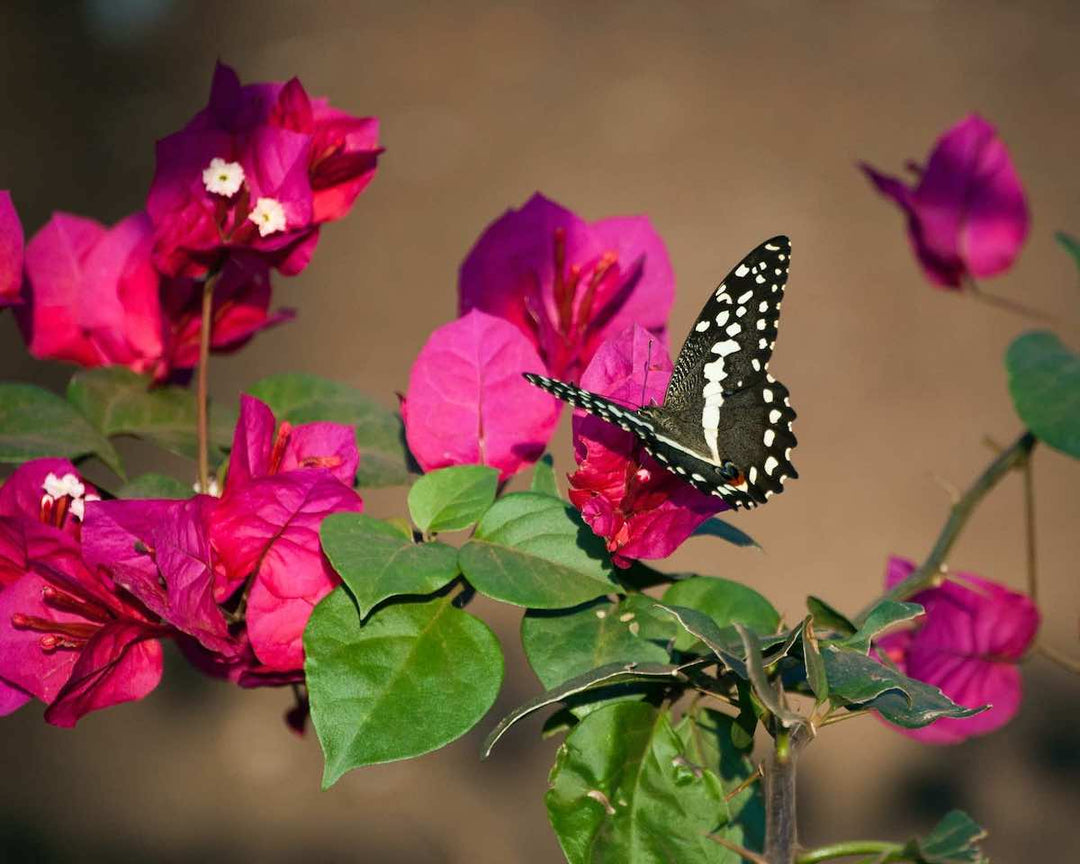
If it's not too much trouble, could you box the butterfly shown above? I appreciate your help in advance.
[524,236,797,510]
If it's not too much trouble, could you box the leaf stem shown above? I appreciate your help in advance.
[196,272,219,492]
[795,840,905,863]
[964,277,1048,320]
[855,431,1036,623]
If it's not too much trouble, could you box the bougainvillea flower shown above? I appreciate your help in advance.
[158,253,295,376]
[861,114,1029,289]
[147,62,380,278]
[459,193,674,382]
[0,459,99,538]
[402,309,560,480]
[567,325,726,567]
[81,497,236,657]
[16,211,165,372]
[876,556,1040,744]
[0,191,24,306]
[211,469,363,670]
[0,530,165,727]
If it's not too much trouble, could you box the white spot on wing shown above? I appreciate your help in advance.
[695,320,710,332]
[735,265,750,277]
[765,456,780,475]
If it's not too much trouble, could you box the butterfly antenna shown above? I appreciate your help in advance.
[640,339,653,408]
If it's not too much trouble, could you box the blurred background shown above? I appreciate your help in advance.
[1,1,1078,861]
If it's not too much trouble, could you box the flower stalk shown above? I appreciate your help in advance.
[196,271,219,491]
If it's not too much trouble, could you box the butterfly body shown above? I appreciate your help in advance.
[524,236,798,510]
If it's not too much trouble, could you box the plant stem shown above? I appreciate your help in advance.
[196,273,218,492]
[964,277,1048,320]
[1022,454,1037,602]
[764,730,800,863]
[795,840,905,863]
[855,431,1036,623]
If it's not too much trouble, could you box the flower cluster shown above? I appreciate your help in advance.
[3,61,380,379]
[0,397,362,727]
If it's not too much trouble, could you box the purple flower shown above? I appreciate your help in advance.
[402,309,560,480]
[459,193,674,382]
[567,325,726,567]
[876,556,1040,743]
[861,114,1029,289]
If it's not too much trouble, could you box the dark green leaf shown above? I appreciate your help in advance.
[530,453,559,497]
[66,367,232,464]
[482,661,681,759]
[546,702,738,864]
[904,810,989,864]
[320,513,459,618]
[459,492,616,609]
[117,473,191,499]
[522,595,677,717]
[247,373,412,487]
[822,644,986,728]
[654,603,751,677]
[841,600,923,654]
[0,382,123,476]
[406,464,498,533]
[541,707,579,739]
[806,596,857,637]
[663,577,780,652]
[1057,231,1080,272]
[305,588,502,787]
[801,622,828,703]
[734,623,803,730]
[1006,331,1080,458]
[691,517,759,548]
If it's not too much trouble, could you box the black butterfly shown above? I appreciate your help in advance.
[524,236,797,510]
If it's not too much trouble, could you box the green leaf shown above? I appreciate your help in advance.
[521,595,677,716]
[320,513,460,618]
[691,517,759,548]
[734,623,803,730]
[459,492,616,609]
[482,661,681,759]
[406,464,498,534]
[840,600,923,654]
[822,644,986,728]
[305,588,503,787]
[247,373,413,487]
[1006,331,1080,458]
[654,603,752,677]
[530,453,559,497]
[806,595,857,637]
[0,382,123,476]
[904,810,989,864]
[1057,231,1080,272]
[801,622,828,703]
[117,473,191,499]
[663,577,780,652]
[66,367,233,465]
[546,702,738,864]
[675,709,764,855]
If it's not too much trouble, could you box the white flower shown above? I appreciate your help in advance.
[248,197,287,237]
[70,493,101,521]
[202,157,245,197]
[43,472,85,501]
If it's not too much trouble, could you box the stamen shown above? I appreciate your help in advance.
[268,422,294,475]
[574,251,618,336]
[41,586,112,623]
[299,455,344,470]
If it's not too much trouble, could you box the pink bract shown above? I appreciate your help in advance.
[0,191,24,306]
[876,556,1040,744]
[402,309,560,480]
[459,193,674,382]
[861,113,1029,289]
[567,325,726,567]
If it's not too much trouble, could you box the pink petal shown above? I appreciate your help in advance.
[226,395,277,488]
[404,309,560,479]
[0,191,24,306]
[281,422,360,486]
[43,620,163,727]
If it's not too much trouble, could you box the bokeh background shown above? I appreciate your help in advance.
[1,1,1078,861]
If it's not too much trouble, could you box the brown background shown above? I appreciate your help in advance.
[1,1,1078,861]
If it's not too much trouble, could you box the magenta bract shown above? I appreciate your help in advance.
[459,193,674,382]
[861,113,1029,289]
[876,556,1040,743]
[402,309,560,480]
[567,325,726,567]
[0,191,24,306]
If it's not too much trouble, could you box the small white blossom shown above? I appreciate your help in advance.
[248,197,287,237]
[193,478,222,498]
[71,493,101,521]
[202,157,245,197]
[43,472,85,501]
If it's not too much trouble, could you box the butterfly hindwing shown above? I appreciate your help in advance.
[522,373,657,435]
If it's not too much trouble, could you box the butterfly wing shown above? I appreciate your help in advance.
[522,373,657,435]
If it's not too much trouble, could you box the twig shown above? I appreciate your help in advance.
[964,277,1049,321]
[795,840,905,863]
[856,431,1036,622]
[707,833,771,864]
[725,764,764,802]
[196,272,220,491]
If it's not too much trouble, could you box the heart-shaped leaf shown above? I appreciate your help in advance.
[840,599,924,654]
[0,382,122,476]
[305,589,503,787]
[406,464,498,534]
[1006,331,1080,458]
[663,577,780,651]
[248,373,413,487]
[320,512,459,617]
[459,492,616,608]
